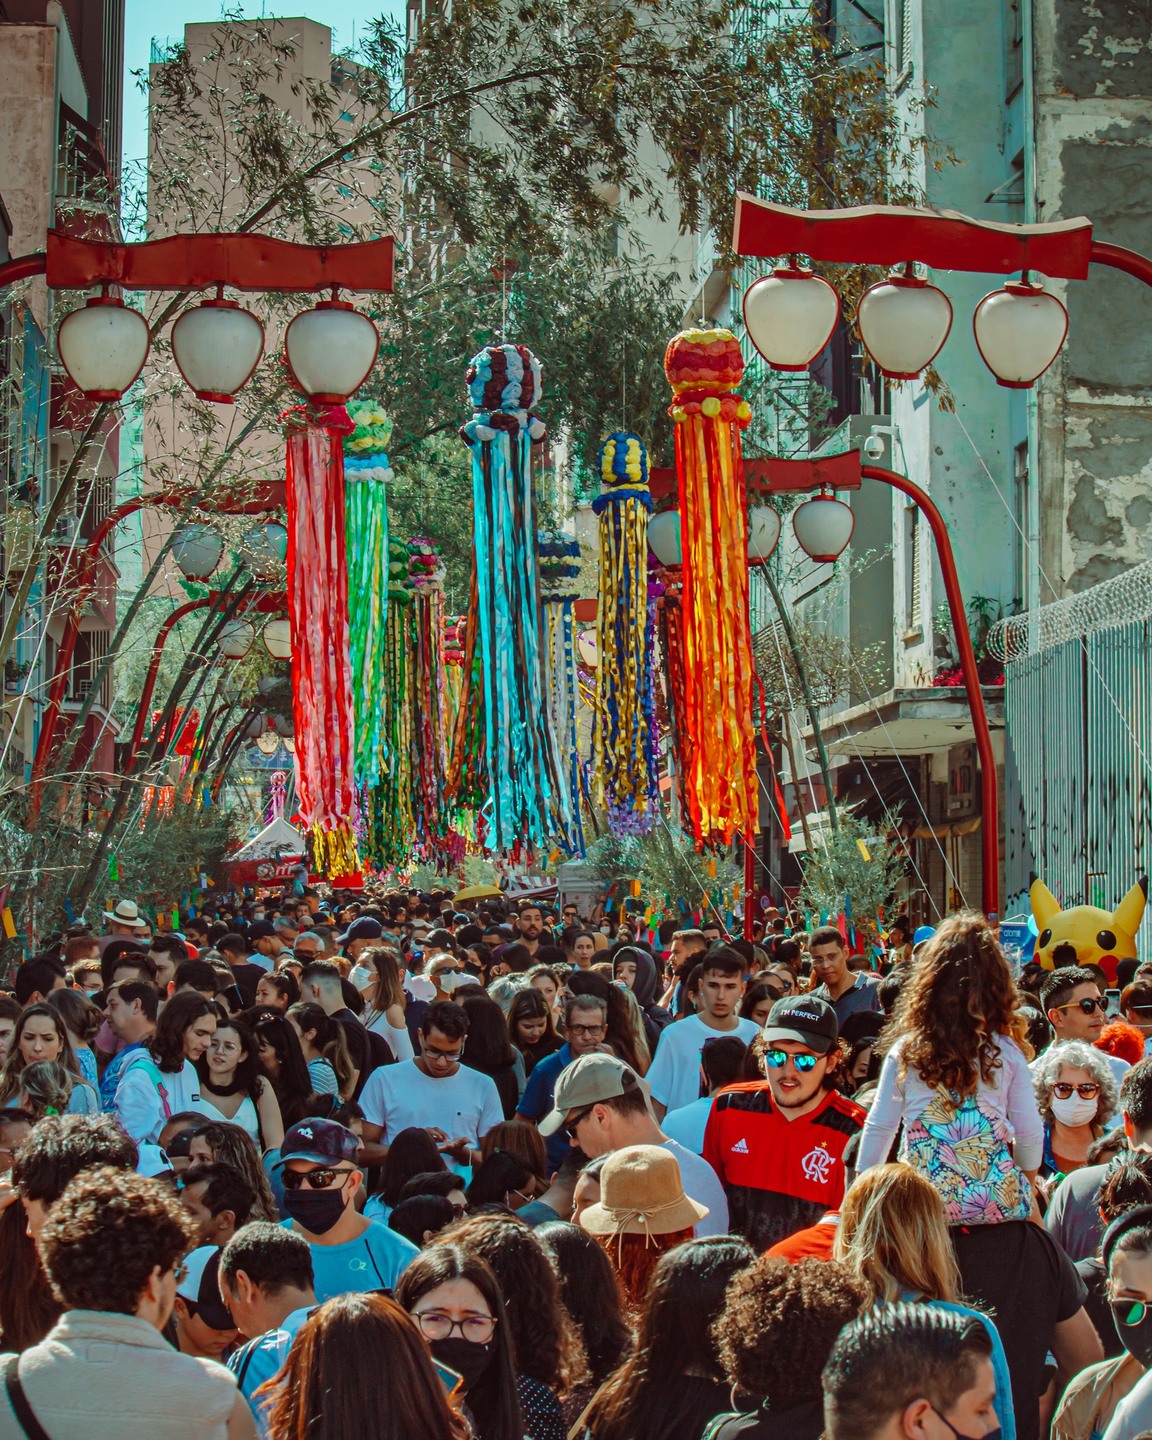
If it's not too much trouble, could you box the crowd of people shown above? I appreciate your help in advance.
[3,886,1152,1440]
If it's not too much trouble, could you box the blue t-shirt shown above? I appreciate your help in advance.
[99,1041,143,1111]
[280,1218,417,1303]
[517,1043,574,1172]
[229,1305,314,1437]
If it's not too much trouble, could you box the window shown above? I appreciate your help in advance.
[893,0,914,82]
[1005,0,1024,98]
[904,503,922,634]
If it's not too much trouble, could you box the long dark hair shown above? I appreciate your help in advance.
[438,1213,580,1394]
[535,1221,631,1385]
[262,1291,467,1440]
[148,992,216,1074]
[588,1237,755,1440]
[376,1126,447,1206]
[459,994,515,1070]
[395,1246,523,1440]
[0,1201,59,1349]
[507,988,559,1048]
[196,1017,265,1099]
[254,1015,314,1124]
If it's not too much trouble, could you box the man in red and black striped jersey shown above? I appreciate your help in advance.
[702,994,865,1250]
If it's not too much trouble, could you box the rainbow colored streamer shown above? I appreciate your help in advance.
[361,536,414,869]
[539,533,585,853]
[664,328,757,848]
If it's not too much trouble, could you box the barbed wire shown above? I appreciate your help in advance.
[988,558,1152,662]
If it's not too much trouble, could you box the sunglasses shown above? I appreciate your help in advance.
[1116,1301,1150,1326]
[765,1049,819,1072]
[563,1104,595,1139]
[1051,1082,1100,1099]
[281,1166,356,1191]
[1054,997,1109,1015]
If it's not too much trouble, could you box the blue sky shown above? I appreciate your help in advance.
[122,2,401,172]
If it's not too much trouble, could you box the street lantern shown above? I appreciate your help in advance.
[56,291,150,401]
[284,297,379,403]
[742,260,840,371]
[576,629,598,669]
[792,492,855,563]
[171,522,224,581]
[856,266,953,380]
[648,509,683,567]
[262,618,292,659]
[241,521,289,576]
[973,276,1069,388]
[747,505,782,562]
[218,620,255,659]
[171,294,265,403]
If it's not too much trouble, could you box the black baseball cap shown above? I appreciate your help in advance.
[336,916,384,944]
[177,1246,234,1331]
[761,995,839,1054]
[274,1118,360,1169]
[248,920,277,940]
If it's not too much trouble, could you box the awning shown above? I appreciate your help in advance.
[908,815,982,840]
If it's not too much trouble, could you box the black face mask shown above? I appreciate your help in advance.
[1113,1300,1152,1366]
[431,1336,494,1392]
[281,1184,346,1236]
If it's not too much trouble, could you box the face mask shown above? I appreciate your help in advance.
[437,971,463,993]
[281,1183,347,1235]
[349,964,373,992]
[430,1336,494,1392]
[1113,1300,1152,1367]
[933,1408,1000,1440]
[1050,1093,1098,1127]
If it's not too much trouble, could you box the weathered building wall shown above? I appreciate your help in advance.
[1033,0,1152,594]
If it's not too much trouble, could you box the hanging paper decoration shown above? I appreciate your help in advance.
[665,328,757,847]
[456,344,571,853]
[361,537,414,869]
[653,531,690,820]
[591,432,659,836]
[344,401,393,788]
[267,770,288,823]
[408,536,453,860]
[285,405,358,876]
[538,532,585,854]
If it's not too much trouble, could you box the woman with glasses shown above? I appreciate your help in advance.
[396,1246,525,1440]
[857,911,1044,1227]
[195,1017,284,1152]
[1032,1039,1119,1182]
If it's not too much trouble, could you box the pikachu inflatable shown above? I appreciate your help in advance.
[1029,876,1148,982]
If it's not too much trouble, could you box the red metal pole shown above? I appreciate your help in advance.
[0,252,47,290]
[743,836,756,941]
[862,465,1000,917]
[128,600,210,756]
[1089,241,1152,290]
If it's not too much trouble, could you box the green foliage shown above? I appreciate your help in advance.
[584,824,740,916]
[796,809,907,944]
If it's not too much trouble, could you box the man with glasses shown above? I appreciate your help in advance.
[273,1118,416,1303]
[518,995,612,1173]
[359,1002,503,1171]
[1042,967,1131,1084]
[702,995,865,1249]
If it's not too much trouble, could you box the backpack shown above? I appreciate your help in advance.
[901,1088,1033,1225]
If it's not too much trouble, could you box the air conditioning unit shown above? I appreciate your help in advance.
[53,515,79,544]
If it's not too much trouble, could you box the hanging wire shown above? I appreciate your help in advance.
[765,615,824,821]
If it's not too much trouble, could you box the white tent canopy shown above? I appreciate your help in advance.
[230,817,304,860]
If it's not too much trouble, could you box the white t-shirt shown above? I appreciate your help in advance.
[661,1095,714,1154]
[646,1015,762,1113]
[360,1059,504,1154]
[662,1137,729,1237]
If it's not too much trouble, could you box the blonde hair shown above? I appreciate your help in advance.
[617,985,651,1072]
[834,1163,960,1305]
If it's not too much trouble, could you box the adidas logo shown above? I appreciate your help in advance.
[731,1138,749,1154]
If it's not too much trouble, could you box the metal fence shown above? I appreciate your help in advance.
[1004,617,1152,956]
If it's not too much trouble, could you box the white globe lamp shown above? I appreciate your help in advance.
[793,493,855,564]
[856,266,953,380]
[171,296,265,403]
[57,293,150,401]
[648,509,683,567]
[742,261,840,372]
[973,276,1069,388]
[284,298,379,403]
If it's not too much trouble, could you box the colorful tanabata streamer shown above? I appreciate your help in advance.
[343,401,394,789]
[285,406,358,875]
[456,343,571,854]
[408,536,454,861]
[538,532,585,854]
[361,537,414,869]
[591,432,659,836]
[664,328,757,848]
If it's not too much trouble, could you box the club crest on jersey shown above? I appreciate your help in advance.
[801,1142,833,1184]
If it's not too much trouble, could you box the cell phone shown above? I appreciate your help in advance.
[1106,988,1121,1017]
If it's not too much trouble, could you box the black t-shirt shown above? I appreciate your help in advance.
[952,1220,1088,1440]
[709,1399,825,1440]
[332,1007,393,1098]
[229,962,267,1006]
[1076,1254,1122,1359]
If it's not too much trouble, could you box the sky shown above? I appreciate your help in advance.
[121,1,400,173]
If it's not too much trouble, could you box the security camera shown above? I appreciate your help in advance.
[862,434,886,461]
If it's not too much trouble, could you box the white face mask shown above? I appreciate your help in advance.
[349,964,374,993]
[437,970,463,993]
[1050,1092,1098,1127]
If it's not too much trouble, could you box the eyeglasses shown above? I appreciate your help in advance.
[562,1104,595,1139]
[423,1042,463,1061]
[174,1262,188,1283]
[1054,997,1109,1015]
[567,1023,606,1038]
[1051,1082,1100,1099]
[281,1166,356,1191]
[414,1310,498,1343]
[1116,1301,1150,1326]
[765,1049,819,1072]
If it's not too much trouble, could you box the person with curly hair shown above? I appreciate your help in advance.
[1099,1022,1149,1071]
[0,1164,254,1439]
[705,1256,867,1440]
[856,911,1044,1226]
[1032,1040,1120,1180]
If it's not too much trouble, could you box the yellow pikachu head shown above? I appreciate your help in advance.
[1029,876,1148,982]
